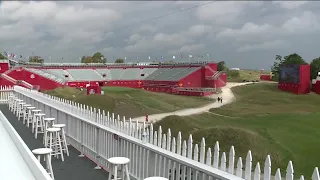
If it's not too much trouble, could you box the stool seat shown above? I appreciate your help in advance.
[18,102,26,105]
[32,109,41,112]
[44,118,55,121]
[35,113,46,116]
[32,148,52,155]
[52,124,65,128]
[16,99,23,102]
[144,178,169,180]
[47,127,60,132]
[108,157,130,165]
[23,104,31,107]
[27,107,36,109]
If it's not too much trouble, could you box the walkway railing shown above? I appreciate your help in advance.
[0,105,52,180]
[1,86,319,180]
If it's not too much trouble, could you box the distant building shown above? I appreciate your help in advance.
[230,68,240,71]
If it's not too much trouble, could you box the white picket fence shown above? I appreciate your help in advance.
[1,85,319,180]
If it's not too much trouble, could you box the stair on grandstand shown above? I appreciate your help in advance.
[66,69,104,81]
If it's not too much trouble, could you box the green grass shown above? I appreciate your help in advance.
[43,86,212,118]
[154,83,320,177]
[228,70,262,82]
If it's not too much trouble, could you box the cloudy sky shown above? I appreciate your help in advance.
[0,1,319,69]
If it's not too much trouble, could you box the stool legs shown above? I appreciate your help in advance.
[35,154,55,180]
[35,116,44,139]
[48,131,64,162]
[108,164,130,180]
[60,128,69,156]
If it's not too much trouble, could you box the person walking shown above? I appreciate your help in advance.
[220,97,223,103]
[217,97,220,103]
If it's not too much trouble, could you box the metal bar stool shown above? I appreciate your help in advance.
[17,102,26,120]
[43,118,55,146]
[144,177,169,180]
[107,157,130,180]
[31,109,41,132]
[34,113,46,139]
[32,148,55,180]
[47,127,64,162]
[25,107,36,125]
[52,124,69,156]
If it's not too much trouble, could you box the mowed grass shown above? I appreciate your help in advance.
[154,83,320,177]
[228,69,263,82]
[43,86,212,118]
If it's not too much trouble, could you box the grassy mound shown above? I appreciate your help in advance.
[155,83,320,176]
[228,70,262,82]
[43,86,212,118]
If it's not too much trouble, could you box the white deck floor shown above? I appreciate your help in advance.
[0,121,36,180]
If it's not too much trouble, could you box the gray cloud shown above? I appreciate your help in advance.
[0,1,318,69]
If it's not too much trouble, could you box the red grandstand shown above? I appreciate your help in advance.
[0,59,227,96]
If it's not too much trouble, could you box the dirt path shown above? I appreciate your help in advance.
[132,82,254,123]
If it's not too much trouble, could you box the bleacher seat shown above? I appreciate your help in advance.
[66,69,103,81]
[96,69,112,80]
[121,68,142,80]
[109,69,123,80]
[45,69,68,80]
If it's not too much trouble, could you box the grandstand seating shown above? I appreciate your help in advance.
[66,69,104,81]
[25,68,65,84]
[0,61,228,96]
[121,68,143,80]
[45,69,68,80]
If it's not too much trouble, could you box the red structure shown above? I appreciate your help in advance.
[278,64,310,94]
[311,72,320,94]
[86,85,102,95]
[260,74,271,81]
[0,60,227,97]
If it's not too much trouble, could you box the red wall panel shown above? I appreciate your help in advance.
[179,68,203,87]
[0,63,9,73]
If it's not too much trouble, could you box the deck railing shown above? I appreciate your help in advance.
[1,86,319,180]
[0,105,52,180]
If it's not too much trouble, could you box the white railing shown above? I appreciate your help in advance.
[1,74,34,89]
[0,105,52,180]
[2,86,320,180]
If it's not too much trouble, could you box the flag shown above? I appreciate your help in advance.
[148,56,151,60]
[173,56,176,59]
[4,52,8,57]
[161,56,163,59]
[189,55,192,58]
[20,55,22,58]
[124,57,127,60]
[136,57,139,60]
[181,54,183,58]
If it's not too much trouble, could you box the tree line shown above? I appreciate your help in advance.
[271,53,320,81]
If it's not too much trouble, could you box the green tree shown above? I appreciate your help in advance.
[29,56,44,63]
[115,58,124,63]
[0,53,7,59]
[81,52,106,63]
[310,57,320,80]
[217,61,226,71]
[92,52,106,63]
[271,53,307,81]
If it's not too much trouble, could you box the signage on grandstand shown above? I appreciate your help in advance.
[30,74,35,79]
[89,89,95,94]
